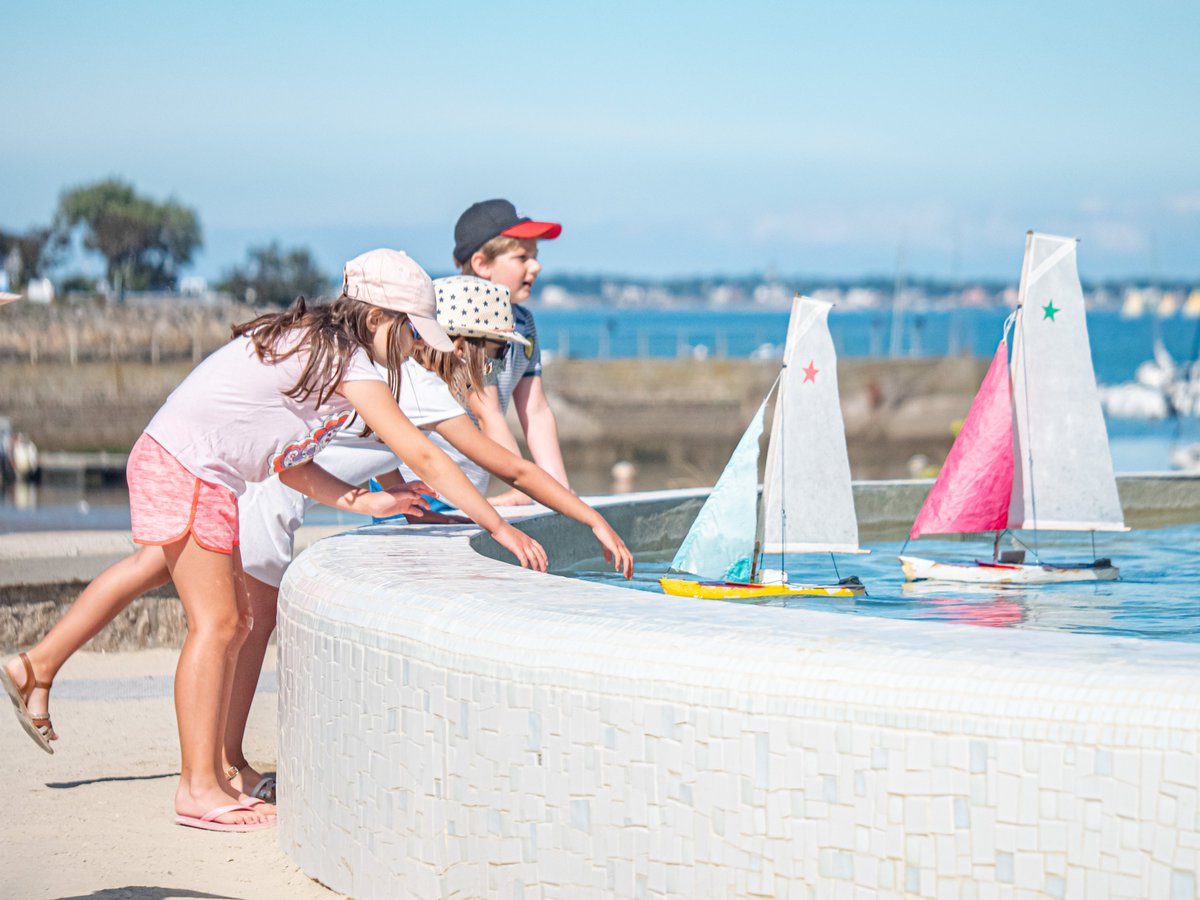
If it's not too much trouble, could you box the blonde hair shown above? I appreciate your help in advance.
[409,335,489,401]
[459,235,523,275]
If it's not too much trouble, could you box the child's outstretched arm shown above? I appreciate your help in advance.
[278,460,433,520]
[470,384,524,457]
[340,380,548,571]
[434,415,633,579]
[467,380,569,507]
[469,383,535,505]
[511,375,569,487]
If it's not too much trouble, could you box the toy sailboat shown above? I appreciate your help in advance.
[660,294,867,600]
[900,232,1127,585]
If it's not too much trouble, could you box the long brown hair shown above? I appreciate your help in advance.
[231,295,410,433]
[409,336,489,401]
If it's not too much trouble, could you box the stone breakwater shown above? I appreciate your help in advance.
[1,355,988,483]
[547,356,988,483]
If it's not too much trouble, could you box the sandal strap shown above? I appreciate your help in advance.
[18,652,52,691]
[201,803,257,823]
[225,760,248,781]
[29,714,54,738]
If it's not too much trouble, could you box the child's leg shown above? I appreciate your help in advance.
[165,535,267,826]
[3,545,170,740]
[223,572,280,797]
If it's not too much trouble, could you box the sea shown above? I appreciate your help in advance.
[530,305,1200,385]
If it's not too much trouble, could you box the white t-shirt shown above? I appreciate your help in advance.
[239,358,482,587]
[335,360,465,448]
[388,364,489,492]
[144,335,386,495]
[332,360,488,491]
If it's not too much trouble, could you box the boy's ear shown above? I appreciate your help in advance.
[469,250,492,278]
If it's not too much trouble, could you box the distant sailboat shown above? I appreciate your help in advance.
[660,295,867,600]
[900,232,1126,585]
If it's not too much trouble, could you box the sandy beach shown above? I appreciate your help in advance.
[1,648,337,900]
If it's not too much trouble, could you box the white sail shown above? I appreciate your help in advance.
[760,295,863,556]
[669,396,770,580]
[1008,232,1127,531]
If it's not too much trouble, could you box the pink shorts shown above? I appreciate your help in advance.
[127,433,240,554]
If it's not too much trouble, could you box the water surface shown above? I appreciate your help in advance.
[571,522,1200,643]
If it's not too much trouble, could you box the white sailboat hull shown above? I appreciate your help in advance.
[899,555,1120,585]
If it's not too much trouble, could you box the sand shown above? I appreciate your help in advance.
[0,648,339,900]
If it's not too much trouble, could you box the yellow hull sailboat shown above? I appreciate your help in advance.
[659,295,867,602]
[659,577,865,600]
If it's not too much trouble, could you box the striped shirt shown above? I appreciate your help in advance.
[493,303,542,412]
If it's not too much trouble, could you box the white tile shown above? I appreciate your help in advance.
[276,505,1200,898]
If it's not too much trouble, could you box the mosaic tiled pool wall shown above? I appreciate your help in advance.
[277,486,1200,899]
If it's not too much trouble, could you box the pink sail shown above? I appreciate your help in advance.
[909,341,1014,539]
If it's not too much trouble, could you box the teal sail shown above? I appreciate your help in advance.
[669,396,770,580]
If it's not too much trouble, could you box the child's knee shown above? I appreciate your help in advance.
[191,605,243,644]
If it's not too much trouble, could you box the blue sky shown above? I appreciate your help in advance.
[4,1,1199,281]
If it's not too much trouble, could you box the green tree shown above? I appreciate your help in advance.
[219,242,330,305]
[0,225,66,290]
[54,178,202,297]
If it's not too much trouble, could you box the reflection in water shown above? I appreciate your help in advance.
[12,479,38,510]
[910,592,1025,628]
[572,523,1200,643]
[898,581,1026,627]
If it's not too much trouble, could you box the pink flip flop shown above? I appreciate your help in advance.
[175,803,276,832]
[240,796,278,816]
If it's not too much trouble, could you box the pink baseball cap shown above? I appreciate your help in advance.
[0,291,20,306]
[341,249,453,351]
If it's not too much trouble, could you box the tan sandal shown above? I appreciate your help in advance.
[0,652,56,754]
[225,759,277,805]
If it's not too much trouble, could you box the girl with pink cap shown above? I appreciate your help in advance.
[1,249,547,832]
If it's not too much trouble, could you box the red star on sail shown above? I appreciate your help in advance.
[802,360,819,383]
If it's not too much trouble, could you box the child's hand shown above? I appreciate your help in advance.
[592,521,634,579]
[404,507,471,525]
[491,523,549,572]
[358,482,436,519]
[489,488,534,507]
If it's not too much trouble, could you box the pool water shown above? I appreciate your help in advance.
[571,522,1200,643]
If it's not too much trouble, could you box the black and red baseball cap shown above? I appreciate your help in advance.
[453,199,562,266]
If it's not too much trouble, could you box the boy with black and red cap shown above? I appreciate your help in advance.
[452,199,568,505]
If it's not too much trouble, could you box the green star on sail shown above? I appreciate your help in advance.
[1042,300,1059,321]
